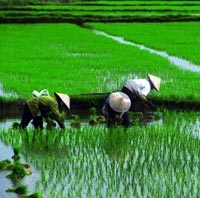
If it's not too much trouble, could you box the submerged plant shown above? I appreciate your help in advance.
[12,122,21,129]
[0,159,12,170]
[12,146,21,161]
[6,184,28,195]
[6,161,32,181]
[70,114,81,128]
[20,192,42,198]
[89,107,106,125]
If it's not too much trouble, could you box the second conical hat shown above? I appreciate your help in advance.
[109,92,131,113]
[148,74,161,91]
[54,92,70,109]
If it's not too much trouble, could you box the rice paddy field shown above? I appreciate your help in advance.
[0,110,200,197]
[0,22,200,103]
[1,0,200,23]
[0,1,200,198]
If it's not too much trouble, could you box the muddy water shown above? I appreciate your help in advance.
[94,30,200,74]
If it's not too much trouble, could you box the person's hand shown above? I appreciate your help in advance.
[115,115,124,124]
[145,99,156,109]
[149,101,156,110]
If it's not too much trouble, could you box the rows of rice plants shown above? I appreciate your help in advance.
[88,22,200,66]
[0,110,199,197]
[1,1,200,23]
[0,23,200,103]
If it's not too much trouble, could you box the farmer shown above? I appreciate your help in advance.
[102,92,131,128]
[20,92,70,129]
[120,74,161,111]
[31,89,50,128]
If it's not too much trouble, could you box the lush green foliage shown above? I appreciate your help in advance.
[0,23,200,103]
[0,111,199,197]
[89,22,200,65]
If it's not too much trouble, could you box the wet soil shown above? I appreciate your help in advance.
[1,15,200,24]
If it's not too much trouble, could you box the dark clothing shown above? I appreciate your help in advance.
[102,97,130,128]
[121,86,139,111]
[20,104,43,129]
[121,86,138,101]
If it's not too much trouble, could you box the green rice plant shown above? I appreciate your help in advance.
[0,110,199,197]
[1,1,200,23]
[88,22,200,102]
[6,161,32,181]
[1,23,200,103]
[6,184,28,195]
[89,22,200,66]
[0,159,12,170]
[70,114,81,128]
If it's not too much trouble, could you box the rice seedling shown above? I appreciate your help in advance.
[0,1,199,197]
[0,22,200,103]
[0,110,199,197]
[6,161,32,181]
[0,159,12,170]
[88,22,200,66]
[6,184,28,195]
[1,1,200,23]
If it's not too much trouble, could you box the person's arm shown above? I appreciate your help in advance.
[48,103,65,129]
[138,94,156,109]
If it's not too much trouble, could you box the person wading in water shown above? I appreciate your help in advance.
[102,92,131,128]
[120,74,161,112]
[20,92,70,129]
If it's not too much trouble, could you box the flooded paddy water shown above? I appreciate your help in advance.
[94,30,200,74]
[0,109,199,198]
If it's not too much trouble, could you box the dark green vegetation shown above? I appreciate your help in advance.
[1,1,200,23]
[0,147,41,198]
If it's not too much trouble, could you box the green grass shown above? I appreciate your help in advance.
[88,22,200,65]
[0,23,200,103]
[0,110,199,197]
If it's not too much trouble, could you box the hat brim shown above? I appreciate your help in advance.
[148,74,161,91]
[54,92,70,109]
[109,92,131,113]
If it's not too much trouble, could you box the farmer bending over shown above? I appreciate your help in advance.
[102,92,131,128]
[121,74,161,112]
[20,92,70,129]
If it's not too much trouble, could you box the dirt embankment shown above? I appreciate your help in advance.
[0,96,200,119]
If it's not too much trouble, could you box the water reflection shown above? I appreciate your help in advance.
[94,30,200,74]
[0,111,199,198]
[0,139,40,198]
[0,118,89,130]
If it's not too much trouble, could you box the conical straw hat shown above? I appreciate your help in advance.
[54,92,70,109]
[148,74,161,91]
[109,92,131,113]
